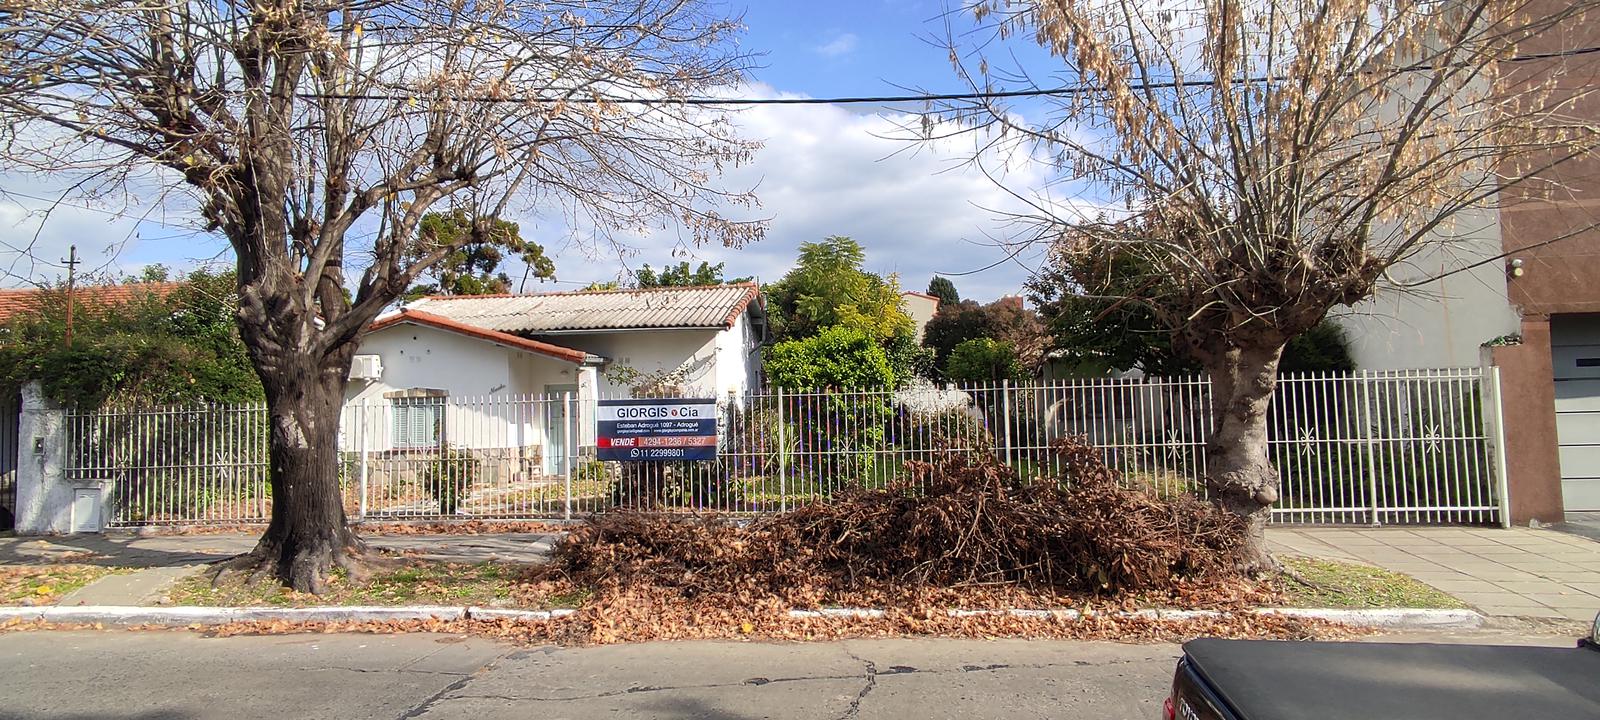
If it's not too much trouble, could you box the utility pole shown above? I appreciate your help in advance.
[61,244,79,348]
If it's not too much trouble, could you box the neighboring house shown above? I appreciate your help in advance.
[1329,13,1600,522]
[0,281,178,324]
[900,291,939,342]
[341,283,767,475]
[0,281,179,528]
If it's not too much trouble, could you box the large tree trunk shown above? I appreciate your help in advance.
[1202,344,1285,573]
[231,339,371,593]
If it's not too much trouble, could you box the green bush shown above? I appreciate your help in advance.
[0,269,262,407]
[421,445,480,515]
[945,338,1025,383]
[765,326,895,390]
[573,458,609,486]
[884,331,936,385]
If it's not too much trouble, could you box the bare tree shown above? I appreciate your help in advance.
[0,0,763,590]
[929,0,1600,566]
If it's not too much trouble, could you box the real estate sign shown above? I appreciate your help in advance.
[596,398,718,461]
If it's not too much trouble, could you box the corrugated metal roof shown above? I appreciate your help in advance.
[405,283,761,333]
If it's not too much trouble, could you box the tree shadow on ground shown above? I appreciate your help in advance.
[0,533,247,567]
[13,711,199,720]
[639,696,759,720]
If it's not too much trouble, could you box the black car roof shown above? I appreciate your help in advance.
[1183,639,1600,720]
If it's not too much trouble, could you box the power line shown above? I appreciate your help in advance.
[301,44,1600,106]
[0,189,207,232]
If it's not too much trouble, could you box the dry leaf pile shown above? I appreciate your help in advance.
[550,438,1250,609]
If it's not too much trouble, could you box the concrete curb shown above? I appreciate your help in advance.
[1256,607,1485,629]
[787,606,1486,629]
[0,605,1485,630]
[0,606,468,625]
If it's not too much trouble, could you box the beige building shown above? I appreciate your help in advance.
[900,291,940,342]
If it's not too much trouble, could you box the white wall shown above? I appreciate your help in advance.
[1330,209,1521,370]
[341,314,761,455]
[342,323,584,454]
[1325,56,1521,372]
[713,312,761,401]
[551,328,721,397]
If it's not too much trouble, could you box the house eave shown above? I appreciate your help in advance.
[532,325,728,336]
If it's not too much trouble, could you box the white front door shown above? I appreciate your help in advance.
[544,385,578,476]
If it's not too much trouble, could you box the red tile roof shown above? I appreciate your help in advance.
[0,282,179,324]
[368,309,591,364]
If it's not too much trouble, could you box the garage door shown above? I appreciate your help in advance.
[1553,315,1600,511]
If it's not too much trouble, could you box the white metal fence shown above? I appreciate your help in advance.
[62,368,1507,527]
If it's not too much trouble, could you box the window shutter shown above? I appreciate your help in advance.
[392,399,444,448]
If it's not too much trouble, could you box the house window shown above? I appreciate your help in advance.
[392,396,444,449]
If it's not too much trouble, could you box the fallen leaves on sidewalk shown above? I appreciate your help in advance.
[1,565,130,606]
[128,520,567,536]
[358,521,567,535]
[167,561,535,608]
[0,607,1365,646]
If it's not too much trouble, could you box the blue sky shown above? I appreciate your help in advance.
[0,1,1067,302]
[740,1,956,97]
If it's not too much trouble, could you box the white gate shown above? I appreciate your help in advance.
[67,369,1507,527]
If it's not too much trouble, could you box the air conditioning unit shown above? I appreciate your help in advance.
[350,354,384,380]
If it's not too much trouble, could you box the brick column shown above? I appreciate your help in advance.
[1486,317,1564,524]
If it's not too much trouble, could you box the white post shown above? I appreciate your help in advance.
[776,386,787,513]
[1001,379,1013,468]
[358,405,369,523]
[563,391,574,521]
[15,381,71,534]
[1360,371,1381,527]
[1486,367,1513,529]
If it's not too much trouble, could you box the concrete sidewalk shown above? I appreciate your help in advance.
[2,530,562,606]
[1272,527,1600,622]
[0,530,559,567]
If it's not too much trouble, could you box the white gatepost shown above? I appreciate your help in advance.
[14,381,100,534]
[1478,356,1513,529]
[563,391,574,521]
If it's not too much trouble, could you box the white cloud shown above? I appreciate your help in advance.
[0,176,217,288]
[542,85,1088,302]
[0,84,1098,305]
[813,32,859,58]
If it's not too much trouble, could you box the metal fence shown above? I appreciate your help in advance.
[2,390,18,528]
[63,368,1508,528]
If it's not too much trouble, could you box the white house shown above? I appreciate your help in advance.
[341,283,767,476]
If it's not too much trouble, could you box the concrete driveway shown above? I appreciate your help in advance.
[0,629,1578,720]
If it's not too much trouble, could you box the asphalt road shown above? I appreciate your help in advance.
[0,629,1577,720]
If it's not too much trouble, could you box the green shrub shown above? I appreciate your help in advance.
[421,445,479,515]
[945,338,1025,384]
[573,458,609,486]
[765,326,895,390]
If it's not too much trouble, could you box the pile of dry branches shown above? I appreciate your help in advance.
[550,438,1248,607]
